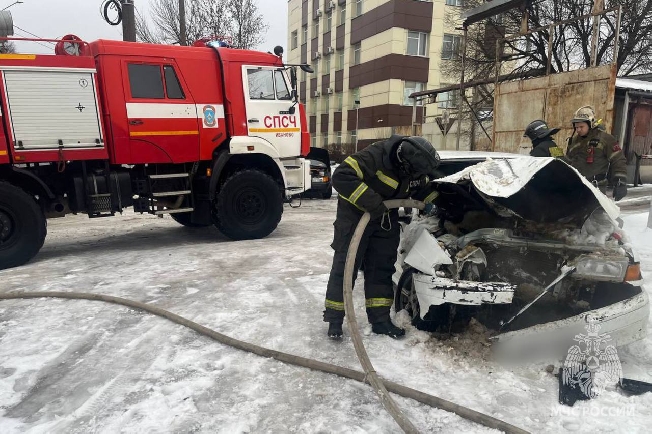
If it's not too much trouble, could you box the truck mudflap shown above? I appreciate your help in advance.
[491,287,650,362]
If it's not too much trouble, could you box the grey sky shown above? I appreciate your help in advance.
[7,0,288,53]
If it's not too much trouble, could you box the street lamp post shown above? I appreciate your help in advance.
[354,99,360,153]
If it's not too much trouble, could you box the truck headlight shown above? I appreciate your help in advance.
[573,256,630,282]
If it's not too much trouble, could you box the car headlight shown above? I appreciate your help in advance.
[572,255,630,282]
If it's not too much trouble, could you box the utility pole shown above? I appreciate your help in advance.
[121,0,136,42]
[590,0,604,67]
[179,0,187,46]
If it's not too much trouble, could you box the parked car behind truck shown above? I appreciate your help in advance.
[303,147,332,199]
[0,37,313,270]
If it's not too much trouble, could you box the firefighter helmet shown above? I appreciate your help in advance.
[571,106,597,129]
[524,120,560,140]
[397,136,441,179]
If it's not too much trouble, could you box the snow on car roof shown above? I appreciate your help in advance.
[438,150,523,161]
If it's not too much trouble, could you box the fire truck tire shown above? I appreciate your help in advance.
[214,170,283,240]
[170,213,211,228]
[0,182,47,270]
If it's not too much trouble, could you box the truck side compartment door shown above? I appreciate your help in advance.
[122,60,199,164]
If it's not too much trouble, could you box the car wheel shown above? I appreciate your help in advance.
[170,213,211,228]
[214,170,283,240]
[321,185,333,199]
[0,182,47,270]
[394,268,425,328]
[394,268,451,331]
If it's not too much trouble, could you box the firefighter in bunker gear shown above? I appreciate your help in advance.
[524,120,566,158]
[324,136,441,339]
[566,106,628,201]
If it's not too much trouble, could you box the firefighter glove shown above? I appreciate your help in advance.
[369,203,389,220]
[422,203,437,216]
[613,179,628,202]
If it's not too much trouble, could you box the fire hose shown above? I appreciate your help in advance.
[0,201,529,433]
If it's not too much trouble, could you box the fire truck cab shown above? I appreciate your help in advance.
[0,38,312,270]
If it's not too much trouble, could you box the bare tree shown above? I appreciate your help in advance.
[444,0,652,82]
[228,0,268,49]
[437,0,652,148]
[136,0,268,49]
[136,0,204,45]
[197,0,232,42]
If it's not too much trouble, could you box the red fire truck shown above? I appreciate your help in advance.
[0,37,312,270]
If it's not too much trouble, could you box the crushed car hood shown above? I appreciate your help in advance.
[433,157,620,224]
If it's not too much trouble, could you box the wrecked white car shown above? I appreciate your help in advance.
[393,155,649,359]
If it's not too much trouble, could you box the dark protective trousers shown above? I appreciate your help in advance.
[323,203,400,324]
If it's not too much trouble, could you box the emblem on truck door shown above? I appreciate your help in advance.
[203,105,217,127]
[75,103,85,112]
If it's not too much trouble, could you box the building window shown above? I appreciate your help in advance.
[438,88,460,109]
[446,0,464,6]
[311,135,317,148]
[291,31,298,50]
[337,50,345,70]
[327,11,332,29]
[355,0,363,18]
[337,132,342,145]
[313,59,319,76]
[313,21,319,38]
[128,64,165,99]
[336,92,343,111]
[339,6,346,26]
[323,95,330,112]
[352,87,360,107]
[403,81,425,106]
[323,135,329,148]
[407,31,428,56]
[352,43,361,65]
[442,34,462,60]
[302,25,308,44]
[325,55,331,73]
[350,130,357,145]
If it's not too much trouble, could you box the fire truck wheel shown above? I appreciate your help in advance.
[214,170,283,240]
[170,213,211,228]
[0,182,47,270]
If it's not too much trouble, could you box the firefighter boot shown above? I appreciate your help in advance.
[372,320,405,339]
[328,322,343,340]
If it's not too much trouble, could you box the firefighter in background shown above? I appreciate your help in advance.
[524,120,565,158]
[324,136,441,339]
[566,106,628,201]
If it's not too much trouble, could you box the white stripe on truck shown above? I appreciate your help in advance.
[126,103,225,119]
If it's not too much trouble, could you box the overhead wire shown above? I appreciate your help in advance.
[13,25,56,45]
[13,30,53,51]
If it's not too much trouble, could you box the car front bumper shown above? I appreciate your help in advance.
[492,284,650,361]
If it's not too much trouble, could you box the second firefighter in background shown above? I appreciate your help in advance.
[324,135,441,339]
[567,106,628,201]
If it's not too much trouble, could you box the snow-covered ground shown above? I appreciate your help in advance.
[1,199,651,433]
